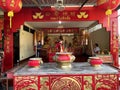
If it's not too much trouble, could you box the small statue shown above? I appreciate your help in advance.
[55,40,64,52]
[59,40,64,52]
[55,35,64,52]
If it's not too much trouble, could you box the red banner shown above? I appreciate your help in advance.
[3,18,13,72]
[43,28,79,33]
[0,18,4,40]
[110,18,119,67]
[32,10,89,21]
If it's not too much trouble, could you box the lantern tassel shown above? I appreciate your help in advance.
[10,17,12,28]
[108,15,110,27]
[8,11,14,28]
[105,9,112,28]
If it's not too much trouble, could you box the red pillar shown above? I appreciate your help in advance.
[110,11,119,67]
[2,14,13,72]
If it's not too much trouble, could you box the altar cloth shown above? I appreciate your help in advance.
[14,62,118,76]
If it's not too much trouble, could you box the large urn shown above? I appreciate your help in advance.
[53,52,75,69]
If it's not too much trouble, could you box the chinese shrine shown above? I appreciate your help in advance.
[0,0,120,90]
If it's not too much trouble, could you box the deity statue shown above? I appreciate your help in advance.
[55,35,64,52]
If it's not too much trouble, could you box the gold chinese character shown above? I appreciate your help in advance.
[70,12,75,16]
[45,12,50,16]
[63,12,68,16]
[54,11,59,16]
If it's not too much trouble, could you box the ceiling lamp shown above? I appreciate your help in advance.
[54,0,65,11]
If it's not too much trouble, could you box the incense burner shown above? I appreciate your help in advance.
[53,52,75,69]
[89,57,103,67]
[28,58,43,67]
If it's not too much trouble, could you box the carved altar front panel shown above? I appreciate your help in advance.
[50,76,82,90]
[14,76,39,90]
[14,74,118,90]
[95,74,118,90]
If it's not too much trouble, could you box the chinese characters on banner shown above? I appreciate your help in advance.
[32,11,89,20]
[0,18,4,40]
[111,21,119,66]
[43,28,79,33]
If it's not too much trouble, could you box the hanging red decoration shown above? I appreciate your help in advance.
[97,0,120,10]
[105,9,112,27]
[97,0,120,28]
[0,0,22,28]
[13,0,22,13]
[0,0,22,12]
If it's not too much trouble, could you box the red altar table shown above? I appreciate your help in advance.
[14,63,119,90]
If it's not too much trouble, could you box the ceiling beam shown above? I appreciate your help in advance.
[31,0,42,9]
[79,0,89,10]
[41,0,45,4]
[31,0,39,6]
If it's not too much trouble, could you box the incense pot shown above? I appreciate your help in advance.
[89,57,103,67]
[53,40,75,69]
[53,52,75,69]
[28,58,43,68]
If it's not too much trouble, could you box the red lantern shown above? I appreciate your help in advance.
[14,0,22,13]
[97,0,120,28]
[97,0,120,10]
[109,0,120,10]
[0,0,22,12]
[0,0,22,28]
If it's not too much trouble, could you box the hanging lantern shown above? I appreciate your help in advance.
[0,0,22,12]
[109,0,120,10]
[97,0,120,10]
[97,0,120,28]
[0,0,22,28]
[105,9,112,27]
[14,0,22,13]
